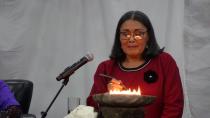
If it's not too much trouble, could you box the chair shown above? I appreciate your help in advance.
[4,79,36,118]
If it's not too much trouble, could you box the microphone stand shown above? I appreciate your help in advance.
[41,78,70,118]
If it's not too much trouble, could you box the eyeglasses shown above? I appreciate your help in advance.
[120,30,147,40]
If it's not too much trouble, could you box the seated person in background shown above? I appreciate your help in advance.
[0,80,22,118]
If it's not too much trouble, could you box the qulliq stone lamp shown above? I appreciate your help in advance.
[93,91,155,118]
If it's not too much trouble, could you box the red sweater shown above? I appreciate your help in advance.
[87,52,184,118]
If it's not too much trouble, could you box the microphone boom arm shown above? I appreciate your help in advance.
[41,53,93,118]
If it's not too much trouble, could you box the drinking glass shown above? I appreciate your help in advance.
[67,97,80,114]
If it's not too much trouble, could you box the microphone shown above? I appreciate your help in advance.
[56,53,94,81]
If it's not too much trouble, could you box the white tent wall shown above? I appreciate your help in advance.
[184,0,210,118]
[1,0,208,117]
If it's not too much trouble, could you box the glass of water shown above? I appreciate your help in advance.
[67,97,80,114]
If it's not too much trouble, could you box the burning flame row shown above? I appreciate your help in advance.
[109,87,141,95]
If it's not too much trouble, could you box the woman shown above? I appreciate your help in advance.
[87,10,184,118]
[0,80,22,118]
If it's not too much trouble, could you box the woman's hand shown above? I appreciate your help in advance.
[107,79,126,91]
[6,105,22,118]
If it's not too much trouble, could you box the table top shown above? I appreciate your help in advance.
[0,111,36,118]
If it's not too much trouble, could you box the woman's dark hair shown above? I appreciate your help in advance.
[109,10,163,62]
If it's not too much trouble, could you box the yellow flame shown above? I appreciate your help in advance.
[109,87,141,95]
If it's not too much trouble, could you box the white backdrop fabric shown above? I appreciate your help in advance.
[0,0,198,117]
[184,0,210,118]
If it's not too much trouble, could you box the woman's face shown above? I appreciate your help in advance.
[120,19,148,59]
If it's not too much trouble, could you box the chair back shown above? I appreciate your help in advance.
[4,79,33,114]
